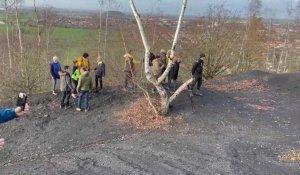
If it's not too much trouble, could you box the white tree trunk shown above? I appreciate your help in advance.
[98,0,103,56]
[15,3,24,77]
[103,1,110,60]
[5,0,12,71]
[130,0,191,115]
[158,0,187,84]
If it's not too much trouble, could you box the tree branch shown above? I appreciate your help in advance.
[169,78,193,103]
[157,0,187,84]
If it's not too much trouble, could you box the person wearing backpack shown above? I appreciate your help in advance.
[50,56,62,95]
[94,56,106,92]
[76,68,93,112]
[189,53,205,96]
[59,66,74,109]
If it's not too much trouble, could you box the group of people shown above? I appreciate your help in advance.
[50,53,105,112]
[49,50,205,112]
[0,51,205,150]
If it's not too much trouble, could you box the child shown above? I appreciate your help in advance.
[60,66,74,109]
[94,56,106,92]
[76,68,93,112]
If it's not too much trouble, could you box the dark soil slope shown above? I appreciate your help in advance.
[0,71,300,175]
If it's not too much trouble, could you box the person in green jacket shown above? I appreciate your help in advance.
[71,60,80,98]
[76,68,93,112]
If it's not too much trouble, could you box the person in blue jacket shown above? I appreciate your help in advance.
[0,105,29,150]
[50,56,62,95]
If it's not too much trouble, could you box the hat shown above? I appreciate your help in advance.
[199,53,206,58]
[53,56,59,61]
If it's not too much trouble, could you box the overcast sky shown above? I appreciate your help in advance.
[23,0,298,18]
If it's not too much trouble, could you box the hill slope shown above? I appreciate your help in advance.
[0,71,300,174]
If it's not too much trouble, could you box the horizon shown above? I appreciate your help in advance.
[21,0,299,19]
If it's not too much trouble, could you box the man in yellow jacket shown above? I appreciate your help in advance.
[77,53,91,71]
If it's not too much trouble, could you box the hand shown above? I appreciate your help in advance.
[0,138,4,150]
[15,104,30,117]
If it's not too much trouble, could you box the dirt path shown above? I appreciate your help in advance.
[0,71,300,174]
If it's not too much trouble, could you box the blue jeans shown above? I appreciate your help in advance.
[77,91,89,110]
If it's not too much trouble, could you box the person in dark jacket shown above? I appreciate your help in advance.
[50,56,62,95]
[0,105,29,150]
[59,66,74,109]
[168,57,181,90]
[190,53,205,96]
[94,56,106,92]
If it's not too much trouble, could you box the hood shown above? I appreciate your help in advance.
[82,71,90,77]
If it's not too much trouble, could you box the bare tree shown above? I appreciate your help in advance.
[14,0,24,76]
[4,0,13,70]
[130,0,193,115]
[248,0,262,17]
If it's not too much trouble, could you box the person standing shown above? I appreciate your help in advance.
[77,53,91,71]
[123,53,135,90]
[168,57,181,91]
[94,56,106,92]
[190,53,205,96]
[76,68,93,112]
[50,56,62,95]
[152,55,165,80]
[59,66,74,109]
[71,60,80,97]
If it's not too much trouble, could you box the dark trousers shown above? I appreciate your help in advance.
[95,75,103,90]
[124,72,132,88]
[190,76,202,90]
[73,80,78,94]
[61,91,71,107]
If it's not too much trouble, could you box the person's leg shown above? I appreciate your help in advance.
[197,76,202,90]
[77,92,83,110]
[65,91,71,107]
[84,91,89,111]
[100,76,103,90]
[52,78,57,94]
[95,75,99,91]
[124,73,129,88]
[73,80,78,94]
[61,91,67,107]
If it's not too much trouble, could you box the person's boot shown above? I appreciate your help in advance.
[52,91,57,95]
[194,89,203,96]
